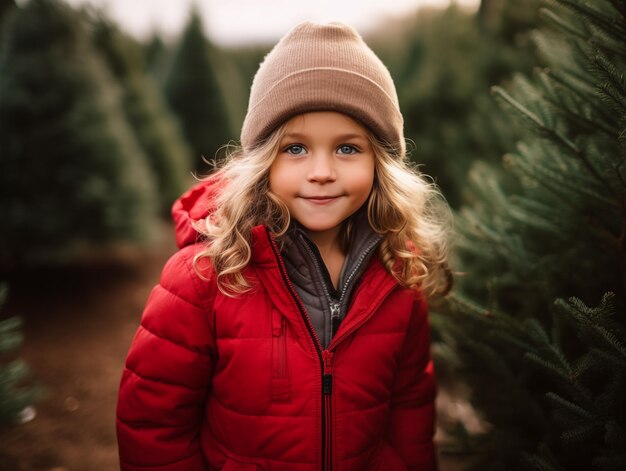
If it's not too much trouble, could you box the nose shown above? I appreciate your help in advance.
[306,152,337,183]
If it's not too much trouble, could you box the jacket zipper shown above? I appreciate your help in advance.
[322,350,334,471]
[329,302,340,340]
[266,228,394,471]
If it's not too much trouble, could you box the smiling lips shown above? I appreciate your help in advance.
[301,195,342,205]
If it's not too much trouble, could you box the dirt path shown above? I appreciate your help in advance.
[0,235,176,471]
[0,232,469,471]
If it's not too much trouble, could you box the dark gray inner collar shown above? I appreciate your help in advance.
[281,207,383,301]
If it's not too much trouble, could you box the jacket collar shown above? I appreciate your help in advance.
[249,222,398,352]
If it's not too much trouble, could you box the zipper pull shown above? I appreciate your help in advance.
[322,351,334,395]
[330,301,341,339]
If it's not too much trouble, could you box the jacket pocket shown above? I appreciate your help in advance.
[270,309,292,403]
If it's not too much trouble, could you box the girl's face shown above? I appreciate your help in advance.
[269,111,375,247]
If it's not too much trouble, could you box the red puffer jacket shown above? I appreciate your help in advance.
[116,178,438,471]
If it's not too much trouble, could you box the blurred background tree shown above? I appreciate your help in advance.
[91,15,193,216]
[0,0,158,269]
[0,0,15,30]
[437,0,626,469]
[370,0,541,209]
[163,7,233,174]
[143,32,169,85]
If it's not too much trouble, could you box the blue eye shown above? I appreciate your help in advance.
[338,145,358,155]
[285,144,306,155]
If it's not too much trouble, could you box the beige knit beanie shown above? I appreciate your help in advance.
[240,21,405,156]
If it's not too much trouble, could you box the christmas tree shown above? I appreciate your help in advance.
[372,1,540,209]
[91,15,193,216]
[163,7,232,174]
[0,0,158,268]
[438,0,626,469]
[143,32,169,85]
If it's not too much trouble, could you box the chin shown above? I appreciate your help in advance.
[302,225,338,232]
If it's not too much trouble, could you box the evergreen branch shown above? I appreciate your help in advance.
[492,85,619,196]
[0,317,23,354]
[446,291,495,318]
[506,201,568,236]
[587,20,626,58]
[539,7,587,40]
[541,69,618,137]
[554,293,606,323]
[588,346,625,369]
[523,319,576,376]
[446,292,528,338]
[0,316,21,334]
[525,352,573,382]
[492,86,578,152]
[524,318,552,346]
[571,352,594,378]
[504,151,618,209]
[526,348,597,406]
[458,208,507,245]
[555,294,626,358]
[545,391,595,419]
[522,452,566,471]
[560,422,600,443]
[554,0,625,37]
[571,37,616,91]
[592,325,626,358]
[591,46,626,116]
[0,360,31,387]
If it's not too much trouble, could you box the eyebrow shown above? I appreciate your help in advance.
[282,132,367,141]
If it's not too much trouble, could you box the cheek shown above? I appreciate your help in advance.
[268,161,296,197]
[268,163,283,194]
[346,164,375,196]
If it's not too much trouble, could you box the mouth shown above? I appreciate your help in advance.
[300,195,342,205]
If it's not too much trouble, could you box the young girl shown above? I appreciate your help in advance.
[117,21,452,471]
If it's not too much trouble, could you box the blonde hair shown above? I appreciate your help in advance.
[193,121,454,300]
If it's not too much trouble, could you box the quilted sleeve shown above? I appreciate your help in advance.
[116,245,217,471]
[385,293,438,471]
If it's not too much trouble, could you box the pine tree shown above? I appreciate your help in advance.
[373,2,540,209]
[143,32,169,85]
[92,15,193,216]
[163,7,232,174]
[438,0,626,469]
[0,0,158,268]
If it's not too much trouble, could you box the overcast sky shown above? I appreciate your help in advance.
[60,0,479,46]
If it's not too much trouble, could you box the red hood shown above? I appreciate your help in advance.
[171,174,225,249]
